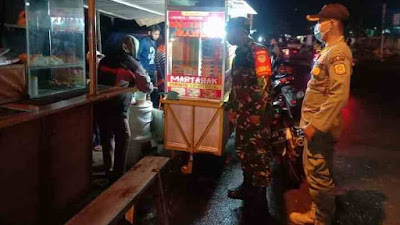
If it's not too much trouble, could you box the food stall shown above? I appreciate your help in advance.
[162,0,257,174]
[0,0,164,224]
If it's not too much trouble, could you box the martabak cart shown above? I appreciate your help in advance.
[162,0,257,174]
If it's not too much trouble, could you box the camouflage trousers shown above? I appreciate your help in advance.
[235,127,272,187]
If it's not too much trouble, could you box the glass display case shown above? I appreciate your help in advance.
[26,0,86,97]
[166,10,226,101]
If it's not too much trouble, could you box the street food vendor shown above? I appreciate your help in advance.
[96,35,153,181]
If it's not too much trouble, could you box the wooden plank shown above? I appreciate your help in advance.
[194,107,220,150]
[164,102,225,156]
[0,86,136,129]
[0,105,92,225]
[167,104,191,148]
[0,119,41,225]
[41,105,92,224]
[155,173,169,225]
[160,98,223,108]
[65,156,169,225]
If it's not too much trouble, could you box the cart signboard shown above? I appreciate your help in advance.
[166,10,226,101]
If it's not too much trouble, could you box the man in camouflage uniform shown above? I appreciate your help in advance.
[290,4,353,225]
[225,17,273,221]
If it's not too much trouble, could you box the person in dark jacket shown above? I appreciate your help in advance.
[269,38,281,63]
[138,25,161,108]
[87,51,105,151]
[156,44,165,93]
[96,35,153,181]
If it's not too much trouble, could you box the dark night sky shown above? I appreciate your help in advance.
[246,0,400,36]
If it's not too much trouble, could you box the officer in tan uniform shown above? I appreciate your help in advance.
[290,4,353,225]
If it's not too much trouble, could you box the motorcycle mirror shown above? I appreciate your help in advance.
[296,91,305,99]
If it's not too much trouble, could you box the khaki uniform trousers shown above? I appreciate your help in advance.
[303,131,336,225]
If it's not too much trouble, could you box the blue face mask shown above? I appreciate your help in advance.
[314,21,332,43]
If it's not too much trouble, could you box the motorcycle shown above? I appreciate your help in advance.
[269,62,305,189]
[271,61,305,117]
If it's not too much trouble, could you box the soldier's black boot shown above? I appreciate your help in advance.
[243,186,275,224]
[228,172,251,200]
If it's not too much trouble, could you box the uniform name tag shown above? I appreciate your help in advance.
[330,56,346,64]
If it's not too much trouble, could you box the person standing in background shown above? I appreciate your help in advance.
[155,42,166,96]
[86,51,104,151]
[96,35,153,182]
[269,38,281,62]
[139,25,161,108]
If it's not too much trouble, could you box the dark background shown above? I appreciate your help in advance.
[247,0,400,36]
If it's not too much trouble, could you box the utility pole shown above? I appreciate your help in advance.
[380,0,387,60]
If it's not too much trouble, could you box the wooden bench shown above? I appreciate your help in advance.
[65,156,170,225]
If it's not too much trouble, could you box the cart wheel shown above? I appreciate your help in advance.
[181,155,193,174]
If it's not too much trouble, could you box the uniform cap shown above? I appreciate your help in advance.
[307,4,350,22]
[226,17,251,34]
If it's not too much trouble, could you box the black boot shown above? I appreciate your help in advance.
[243,186,274,224]
[228,173,251,200]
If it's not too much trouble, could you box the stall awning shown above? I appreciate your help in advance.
[228,0,257,17]
[85,0,165,26]
[85,0,257,26]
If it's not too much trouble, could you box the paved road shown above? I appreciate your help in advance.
[159,61,400,225]
[91,61,400,225]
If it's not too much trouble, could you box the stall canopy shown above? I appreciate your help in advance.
[228,0,257,17]
[84,0,256,26]
[85,0,165,26]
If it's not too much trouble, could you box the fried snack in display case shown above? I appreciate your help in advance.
[26,0,86,97]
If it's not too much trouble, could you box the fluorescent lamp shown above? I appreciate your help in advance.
[110,0,164,16]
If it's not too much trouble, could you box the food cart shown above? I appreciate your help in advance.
[162,0,257,174]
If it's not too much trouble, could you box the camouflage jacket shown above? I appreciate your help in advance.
[227,40,273,127]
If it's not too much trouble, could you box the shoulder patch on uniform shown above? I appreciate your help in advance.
[329,56,345,64]
[334,64,346,75]
[312,67,321,76]
[254,49,272,77]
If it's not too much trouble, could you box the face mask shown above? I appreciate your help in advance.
[314,20,332,43]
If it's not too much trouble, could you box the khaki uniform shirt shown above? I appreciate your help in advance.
[300,37,353,139]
